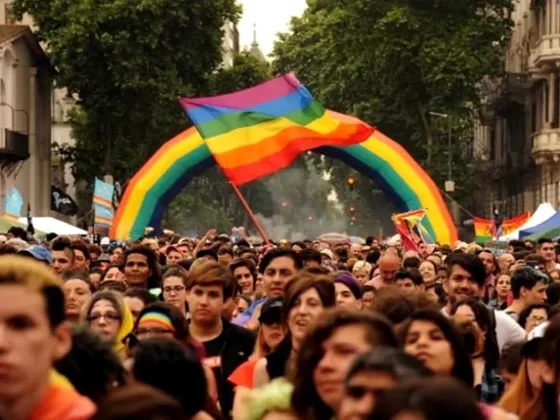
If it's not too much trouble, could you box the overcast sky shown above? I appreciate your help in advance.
[237,0,307,58]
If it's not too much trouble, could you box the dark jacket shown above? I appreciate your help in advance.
[216,318,255,419]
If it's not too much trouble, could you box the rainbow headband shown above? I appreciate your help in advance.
[138,312,176,332]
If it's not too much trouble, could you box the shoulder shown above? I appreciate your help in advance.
[253,357,270,388]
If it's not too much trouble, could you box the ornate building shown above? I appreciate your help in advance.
[478,0,560,216]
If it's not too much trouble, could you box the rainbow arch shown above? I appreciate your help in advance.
[111,113,458,244]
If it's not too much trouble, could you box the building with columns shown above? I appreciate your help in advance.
[0,25,52,218]
[476,0,560,217]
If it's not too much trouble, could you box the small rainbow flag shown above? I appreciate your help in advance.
[500,212,531,237]
[473,217,495,243]
[178,73,375,185]
[93,178,114,229]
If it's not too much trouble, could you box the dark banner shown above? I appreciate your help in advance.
[51,185,78,216]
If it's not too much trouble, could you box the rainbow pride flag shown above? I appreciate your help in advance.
[473,217,495,243]
[500,212,531,237]
[178,73,375,185]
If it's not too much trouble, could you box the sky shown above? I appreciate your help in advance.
[237,0,308,58]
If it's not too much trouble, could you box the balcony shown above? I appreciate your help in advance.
[0,129,29,175]
[529,34,560,70]
[532,128,560,164]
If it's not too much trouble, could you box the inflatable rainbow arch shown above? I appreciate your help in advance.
[110,110,457,245]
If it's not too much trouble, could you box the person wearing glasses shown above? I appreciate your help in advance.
[504,267,549,321]
[81,290,134,358]
[162,266,188,318]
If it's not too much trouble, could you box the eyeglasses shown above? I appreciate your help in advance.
[87,312,121,323]
[135,327,175,337]
[163,285,186,294]
[527,316,547,325]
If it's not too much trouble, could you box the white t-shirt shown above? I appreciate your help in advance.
[442,307,526,353]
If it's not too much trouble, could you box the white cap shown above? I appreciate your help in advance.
[100,237,110,245]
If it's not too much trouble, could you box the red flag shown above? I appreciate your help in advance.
[395,222,419,252]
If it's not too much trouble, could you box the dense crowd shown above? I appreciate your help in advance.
[1,226,560,419]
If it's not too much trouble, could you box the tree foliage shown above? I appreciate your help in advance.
[13,0,240,185]
[273,0,515,215]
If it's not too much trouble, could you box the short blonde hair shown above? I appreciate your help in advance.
[0,255,64,327]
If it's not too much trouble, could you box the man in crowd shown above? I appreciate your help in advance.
[537,238,559,273]
[186,260,255,419]
[123,247,161,291]
[367,254,399,289]
[51,238,75,276]
[505,267,548,320]
[0,255,95,419]
[442,253,525,352]
[233,248,302,329]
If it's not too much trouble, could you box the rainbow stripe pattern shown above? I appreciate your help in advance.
[93,178,114,228]
[178,73,375,185]
[138,312,176,332]
[111,111,457,244]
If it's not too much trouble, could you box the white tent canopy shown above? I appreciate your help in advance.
[18,217,88,236]
[499,203,556,241]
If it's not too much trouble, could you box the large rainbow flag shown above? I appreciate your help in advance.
[178,73,375,185]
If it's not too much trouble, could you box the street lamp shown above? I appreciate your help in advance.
[429,112,454,192]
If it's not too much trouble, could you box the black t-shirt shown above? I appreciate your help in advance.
[202,329,227,379]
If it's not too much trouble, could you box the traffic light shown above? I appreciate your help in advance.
[349,221,355,227]
[281,201,289,208]
[349,206,356,212]
[351,216,357,221]
[308,216,313,221]
[347,176,356,190]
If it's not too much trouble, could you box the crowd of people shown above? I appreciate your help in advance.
[2,225,560,419]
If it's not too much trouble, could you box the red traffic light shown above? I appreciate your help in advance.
[351,216,357,221]
[308,216,313,221]
[281,202,289,208]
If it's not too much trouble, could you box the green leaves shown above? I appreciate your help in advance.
[272,0,515,220]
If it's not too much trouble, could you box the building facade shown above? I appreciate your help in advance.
[0,25,52,217]
[480,0,560,216]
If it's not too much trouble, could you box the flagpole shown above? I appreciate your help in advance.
[229,182,270,245]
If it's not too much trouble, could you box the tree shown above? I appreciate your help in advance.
[273,0,515,216]
[13,0,240,188]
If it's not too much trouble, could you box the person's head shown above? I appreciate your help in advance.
[88,267,104,287]
[131,302,190,347]
[334,272,363,309]
[186,260,235,325]
[546,281,560,306]
[402,310,474,387]
[123,246,161,289]
[101,264,125,283]
[337,348,433,420]
[371,286,439,328]
[51,237,75,275]
[418,260,437,286]
[71,241,91,271]
[291,309,397,419]
[351,260,372,285]
[300,248,322,268]
[402,256,421,270]
[88,244,102,262]
[495,273,511,299]
[444,253,486,306]
[394,269,423,293]
[451,297,500,368]
[538,238,555,262]
[498,253,515,274]
[0,256,71,404]
[55,324,125,403]
[91,383,188,420]
[256,297,287,357]
[61,270,95,321]
[109,245,124,264]
[477,249,495,276]
[498,342,524,392]
[161,266,188,315]
[378,254,400,284]
[132,338,207,417]
[518,303,550,334]
[165,246,183,266]
[82,290,128,342]
[361,285,375,309]
[510,267,548,305]
[123,288,156,323]
[7,226,27,241]
[283,272,336,346]
[371,377,485,420]
[228,258,257,295]
[258,248,303,298]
